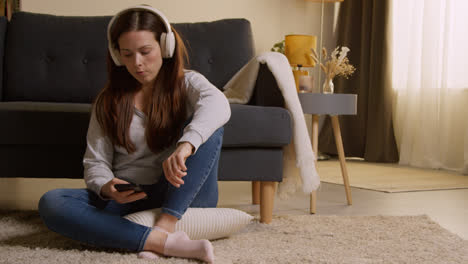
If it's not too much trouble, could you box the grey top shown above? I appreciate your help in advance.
[83,71,231,197]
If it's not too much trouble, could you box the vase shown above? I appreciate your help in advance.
[322,78,334,94]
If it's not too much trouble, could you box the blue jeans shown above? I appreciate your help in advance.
[38,127,224,252]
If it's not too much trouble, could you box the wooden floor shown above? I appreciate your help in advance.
[317,159,468,193]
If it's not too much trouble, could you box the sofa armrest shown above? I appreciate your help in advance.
[248,64,285,107]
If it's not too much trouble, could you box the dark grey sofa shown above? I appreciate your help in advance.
[0,12,291,223]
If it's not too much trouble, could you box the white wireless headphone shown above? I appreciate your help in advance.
[107,5,176,66]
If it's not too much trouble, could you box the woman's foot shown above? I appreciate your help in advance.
[164,231,214,263]
[142,226,215,263]
[137,250,161,259]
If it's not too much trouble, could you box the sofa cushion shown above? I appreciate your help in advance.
[223,104,291,147]
[0,102,290,148]
[0,102,91,145]
[3,12,254,104]
[173,19,254,89]
[4,12,110,103]
[218,148,283,182]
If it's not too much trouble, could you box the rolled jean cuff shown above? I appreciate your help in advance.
[161,207,183,220]
[137,226,153,252]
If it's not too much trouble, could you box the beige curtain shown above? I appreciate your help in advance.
[391,0,468,174]
[318,0,398,162]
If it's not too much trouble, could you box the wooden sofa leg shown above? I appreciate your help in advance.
[260,181,276,224]
[252,181,260,204]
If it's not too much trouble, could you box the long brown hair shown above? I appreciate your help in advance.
[94,10,188,154]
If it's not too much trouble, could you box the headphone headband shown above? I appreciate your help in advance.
[107,5,175,66]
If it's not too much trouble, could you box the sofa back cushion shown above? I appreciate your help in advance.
[4,12,110,103]
[173,19,254,89]
[3,12,254,103]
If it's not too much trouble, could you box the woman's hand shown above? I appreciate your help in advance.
[100,178,147,204]
[163,142,194,188]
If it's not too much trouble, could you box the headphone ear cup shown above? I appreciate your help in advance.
[113,49,123,66]
[160,32,168,58]
[161,32,175,58]
[108,42,123,66]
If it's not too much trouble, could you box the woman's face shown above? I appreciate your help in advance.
[118,30,163,88]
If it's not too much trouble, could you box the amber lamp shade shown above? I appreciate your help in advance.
[284,35,317,67]
[305,0,344,2]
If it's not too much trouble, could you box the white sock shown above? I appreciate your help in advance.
[137,226,168,260]
[137,251,161,259]
[163,230,215,263]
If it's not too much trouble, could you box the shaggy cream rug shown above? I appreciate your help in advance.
[0,211,467,264]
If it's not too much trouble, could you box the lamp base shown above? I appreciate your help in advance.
[292,69,309,92]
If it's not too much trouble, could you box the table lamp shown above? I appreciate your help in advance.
[305,0,344,93]
[285,34,317,92]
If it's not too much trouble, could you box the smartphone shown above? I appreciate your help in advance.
[114,183,143,193]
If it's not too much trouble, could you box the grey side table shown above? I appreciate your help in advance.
[298,93,357,214]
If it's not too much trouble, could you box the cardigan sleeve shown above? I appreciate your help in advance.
[177,71,231,153]
[83,108,115,198]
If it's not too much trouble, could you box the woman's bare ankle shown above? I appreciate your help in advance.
[142,213,178,254]
[143,228,168,253]
[155,213,178,233]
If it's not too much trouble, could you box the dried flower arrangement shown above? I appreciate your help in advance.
[310,46,355,93]
[311,46,355,80]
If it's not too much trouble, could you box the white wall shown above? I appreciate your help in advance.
[21,0,337,55]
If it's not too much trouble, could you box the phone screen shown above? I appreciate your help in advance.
[115,183,143,192]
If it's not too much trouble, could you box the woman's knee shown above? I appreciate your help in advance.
[39,189,63,208]
[38,189,66,229]
[38,189,67,216]
[39,189,89,219]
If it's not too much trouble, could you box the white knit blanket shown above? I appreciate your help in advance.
[223,52,320,197]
